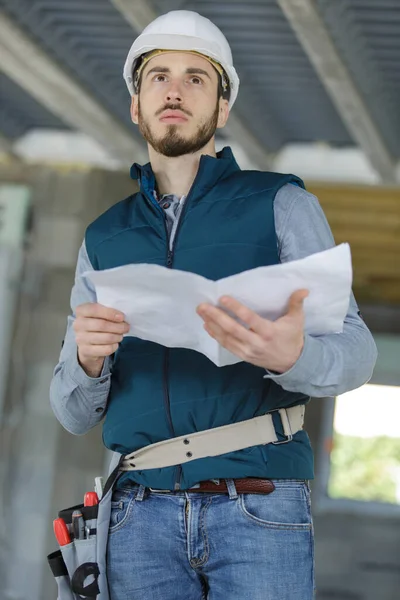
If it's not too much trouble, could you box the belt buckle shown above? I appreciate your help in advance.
[270,408,293,445]
[149,487,172,493]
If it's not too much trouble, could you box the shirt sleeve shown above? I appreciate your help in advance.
[265,183,378,397]
[49,240,113,435]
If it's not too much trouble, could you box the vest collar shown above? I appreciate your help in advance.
[130,146,241,197]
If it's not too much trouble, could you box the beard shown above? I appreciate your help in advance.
[138,100,219,158]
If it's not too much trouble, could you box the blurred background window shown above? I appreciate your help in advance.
[320,333,400,508]
[329,383,400,505]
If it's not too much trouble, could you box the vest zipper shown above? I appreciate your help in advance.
[164,254,179,487]
[166,161,206,491]
[144,160,206,492]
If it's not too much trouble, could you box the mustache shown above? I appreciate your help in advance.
[155,104,193,117]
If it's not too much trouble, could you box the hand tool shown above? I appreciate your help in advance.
[53,518,71,546]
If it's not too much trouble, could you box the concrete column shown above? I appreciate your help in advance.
[0,160,136,600]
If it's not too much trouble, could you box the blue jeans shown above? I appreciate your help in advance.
[106,479,315,599]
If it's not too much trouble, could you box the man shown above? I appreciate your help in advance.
[50,10,377,600]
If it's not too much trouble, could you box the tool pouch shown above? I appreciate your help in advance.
[47,455,124,599]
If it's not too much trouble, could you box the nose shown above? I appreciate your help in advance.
[164,80,183,104]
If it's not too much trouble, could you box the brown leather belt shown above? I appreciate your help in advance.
[150,478,276,495]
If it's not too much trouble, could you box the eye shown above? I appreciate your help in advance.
[153,74,167,82]
[190,76,203,85]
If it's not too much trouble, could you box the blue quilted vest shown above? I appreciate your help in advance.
[86,147,313,490]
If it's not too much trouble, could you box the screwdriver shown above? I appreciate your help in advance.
[84,491,99,506]
[84,491,99,538]
[72,509,85,540]
[53,518,71,546]
[94,477,103,500]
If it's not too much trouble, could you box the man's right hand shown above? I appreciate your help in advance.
[73,303,130,377]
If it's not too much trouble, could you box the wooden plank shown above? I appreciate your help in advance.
[333,231,400,249]
[353,281,400,304]
[308,185,400,212]
[326,212,400,230]
[305,184,400,304]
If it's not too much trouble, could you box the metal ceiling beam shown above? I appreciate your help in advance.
[0,12,147,165]
[277,0,397,183]
[111,0,159,30]
[111,0,274,169]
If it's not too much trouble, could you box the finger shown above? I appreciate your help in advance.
[203,306,262,349]
[76,303,125,322]
[198,304,259,346]
[76,332,124,346]
[216,296,273,336]
[203,322,248,360]
[76,318,130,335]
[286,289,309,316]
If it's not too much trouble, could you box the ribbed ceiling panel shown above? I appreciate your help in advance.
[0,0,139,132]
[0,72,70,139]
[0,0,399,158]
[317,0,400,158]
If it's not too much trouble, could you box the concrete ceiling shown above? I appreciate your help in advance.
[0,0,399,180]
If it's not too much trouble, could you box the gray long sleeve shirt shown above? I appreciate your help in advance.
[50,183,378,436]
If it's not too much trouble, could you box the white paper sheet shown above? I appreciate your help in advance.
[83,243,352,367]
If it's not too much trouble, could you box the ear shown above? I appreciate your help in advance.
[130,95,139,125]
[217,98,230,129]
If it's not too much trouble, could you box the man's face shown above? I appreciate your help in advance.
[131,52,229,157]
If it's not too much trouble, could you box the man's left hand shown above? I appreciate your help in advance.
[196,289,309,373]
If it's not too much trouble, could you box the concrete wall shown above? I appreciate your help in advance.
[0,159,398,600]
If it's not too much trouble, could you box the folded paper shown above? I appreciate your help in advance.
[84,243,352,367]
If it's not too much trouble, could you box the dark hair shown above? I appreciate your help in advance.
[133,55,231,102]
[217,71,231,103]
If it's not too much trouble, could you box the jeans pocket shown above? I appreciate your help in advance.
[238,481,312,530]
[109,488,135,534]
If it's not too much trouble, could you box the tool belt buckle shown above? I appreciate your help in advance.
[270,408,293,445]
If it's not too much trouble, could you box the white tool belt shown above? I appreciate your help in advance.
[120,405,305,472]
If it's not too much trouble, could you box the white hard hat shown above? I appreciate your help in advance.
[123,10,240,109]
